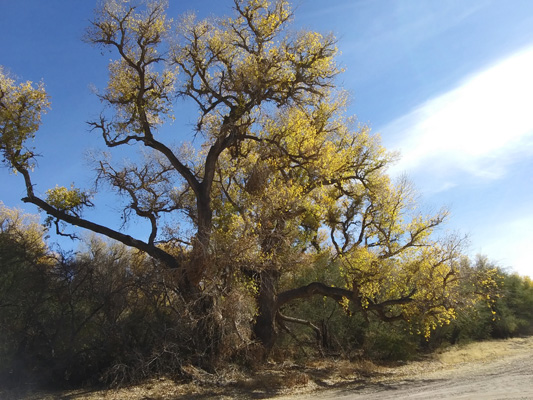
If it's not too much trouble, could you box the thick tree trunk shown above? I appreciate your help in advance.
[253,270,280,352]
[185,185,213,288]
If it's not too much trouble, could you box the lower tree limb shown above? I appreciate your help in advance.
[277,312,324,357]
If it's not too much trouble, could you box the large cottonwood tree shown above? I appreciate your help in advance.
[1,0,477,355]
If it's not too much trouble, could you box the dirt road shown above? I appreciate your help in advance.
[277,338,533,400]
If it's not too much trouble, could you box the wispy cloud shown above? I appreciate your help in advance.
[382,46,533,191]
[474,213,533,277]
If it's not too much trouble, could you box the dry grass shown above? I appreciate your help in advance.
[0,359,383,400]
[437,336,533,365]
[2,337,532,400]
[387,336,533,380]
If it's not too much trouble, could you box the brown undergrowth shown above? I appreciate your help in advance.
[2,337,532,400]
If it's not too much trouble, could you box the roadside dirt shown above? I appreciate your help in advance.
[277,336,533,400]
[3,337,532,399]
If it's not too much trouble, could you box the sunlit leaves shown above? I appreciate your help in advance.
[0,68,49,171]
[0,202,48,257]
[45,185,92,216]
[172,0,339,136]
[103,59,175,134]
[1,0,482,346]
[87,0,171,63]
[233,0,291,42]
[210,85,399,280]
[87,0,175,137]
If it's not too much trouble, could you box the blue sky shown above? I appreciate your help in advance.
[1,1,533,277]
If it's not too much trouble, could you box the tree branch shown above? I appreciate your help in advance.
[24,194,180,270]
[277,282,353,309]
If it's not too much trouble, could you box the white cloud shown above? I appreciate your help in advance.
[473,214,533,278]
[378,47,533,278]
[383,46,533,187]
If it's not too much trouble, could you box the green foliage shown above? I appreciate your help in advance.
[1,208,532,388]
[426,256,533,347]
[490,272,533,338]
[277,292,421,362]
[362,321,418,361]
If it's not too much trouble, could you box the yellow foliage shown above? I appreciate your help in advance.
[0,67,50,171]
[1,0,477,345]
[45,185,91,215]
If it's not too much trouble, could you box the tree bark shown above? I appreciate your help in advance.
[253,270,280,352]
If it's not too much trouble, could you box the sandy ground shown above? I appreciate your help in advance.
[276,337,533,400]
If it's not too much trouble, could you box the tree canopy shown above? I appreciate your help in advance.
[0,0,496,359]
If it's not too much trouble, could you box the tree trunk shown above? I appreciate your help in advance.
[253,270,280,353]
[253,280,353,353]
